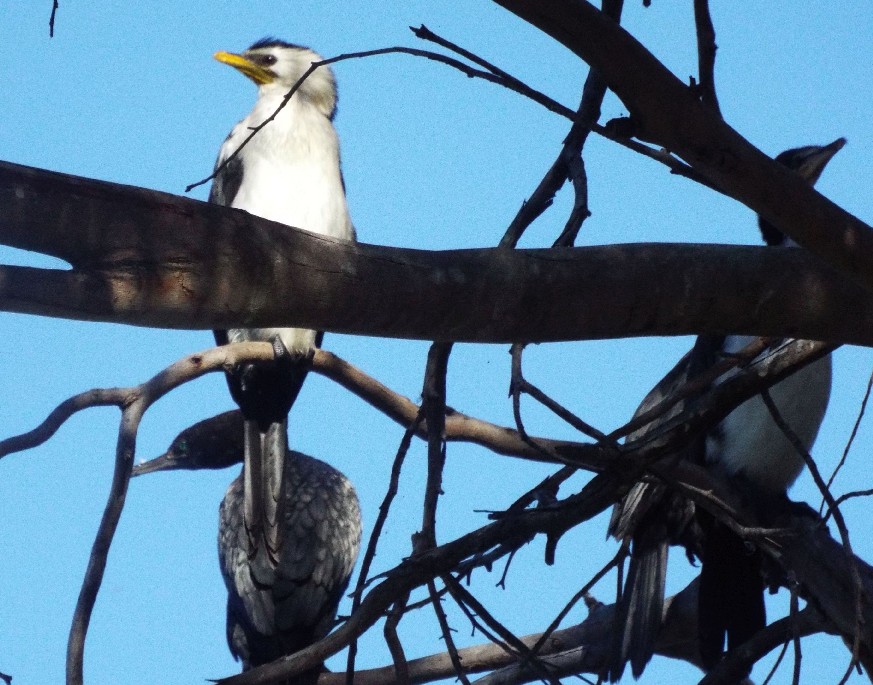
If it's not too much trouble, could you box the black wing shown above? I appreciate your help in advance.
[209,150,244,207]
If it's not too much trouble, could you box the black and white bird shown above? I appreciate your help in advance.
[133,411,362,670]
[607,138,844,680]
[209,39,354,585]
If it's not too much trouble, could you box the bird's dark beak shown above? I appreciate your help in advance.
[214,51,274,85]
[131,453,177,477]
[796,137,846,185]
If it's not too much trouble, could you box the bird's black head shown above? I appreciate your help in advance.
[758,137,846,246]
[247,37,305,52]
[131,411,244,476]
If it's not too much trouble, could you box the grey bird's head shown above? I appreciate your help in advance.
[213,38,338,119]
[758,137,846,246]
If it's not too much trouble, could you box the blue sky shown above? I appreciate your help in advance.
[2,2,873,684]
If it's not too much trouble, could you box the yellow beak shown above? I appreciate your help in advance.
[214,51,274,85]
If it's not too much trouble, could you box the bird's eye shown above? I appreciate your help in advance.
[260,54,277,66]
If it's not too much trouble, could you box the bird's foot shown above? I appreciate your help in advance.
[270,335,315,366]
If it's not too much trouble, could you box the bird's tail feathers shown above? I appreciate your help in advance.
[698,519,765,670]
[262,419,289,560]
[243,418,289,586]
[608,542,668,681]
[243,419,265,557]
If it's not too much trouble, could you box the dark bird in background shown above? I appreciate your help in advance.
[133,411,362,670]
[208,39,354,597]
[607,138,844,680]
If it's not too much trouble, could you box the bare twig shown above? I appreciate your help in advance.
[0,389,124,458]
[420,343,453,550]
[443,575,561,685]
[496,550,518,590]
[824,368,873,507]
[49,0,59,37]
[761,639,790,685]
[67,400,142,685]
[0,670,11,685]
[833,489,873,509]
[508,344,563,461]
[347,413,424,685]
[504,466,577,514]
[498,0,623,249]
[509,343,615,449]
[412,25,521,83]
[531,548,625,656]
[591,123,718,189]
[790,578,802,685]
[520,378,615,446]
[385,598,411,685]
[429,579,471,685]
[312,349,568,466]
[692,0,720,114]
[500,95,586,249]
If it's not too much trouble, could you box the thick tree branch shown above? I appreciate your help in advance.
[1,161,872,344]
[492,0,873,289]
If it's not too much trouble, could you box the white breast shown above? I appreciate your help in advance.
[225,91,353,240]
[219,89,353,348]
[705,336,832,493]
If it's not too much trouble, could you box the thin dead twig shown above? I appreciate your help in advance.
[509,343,612,451]
[346,412,423,685]
[385,597,410,685]
[692,0,721,114]
[531,548,625,657]
[49,0,59,37]
[420,343,453,550]
[443,575,561,685]
[429,579,471,685]
[790,578,802,685]
[823,368,873,508]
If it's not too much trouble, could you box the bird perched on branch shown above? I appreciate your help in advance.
[607,138,844,680]
[209,38,354,600]
[133,411,362,670]
[205,38,357,670]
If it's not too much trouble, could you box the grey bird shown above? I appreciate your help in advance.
[208,38,355,586]
[134,411,362,671]
[607,138,844,680]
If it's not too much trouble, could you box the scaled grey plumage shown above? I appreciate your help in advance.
[220,450,362,668]
[133,411,362,671]
[607,138,844,680]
